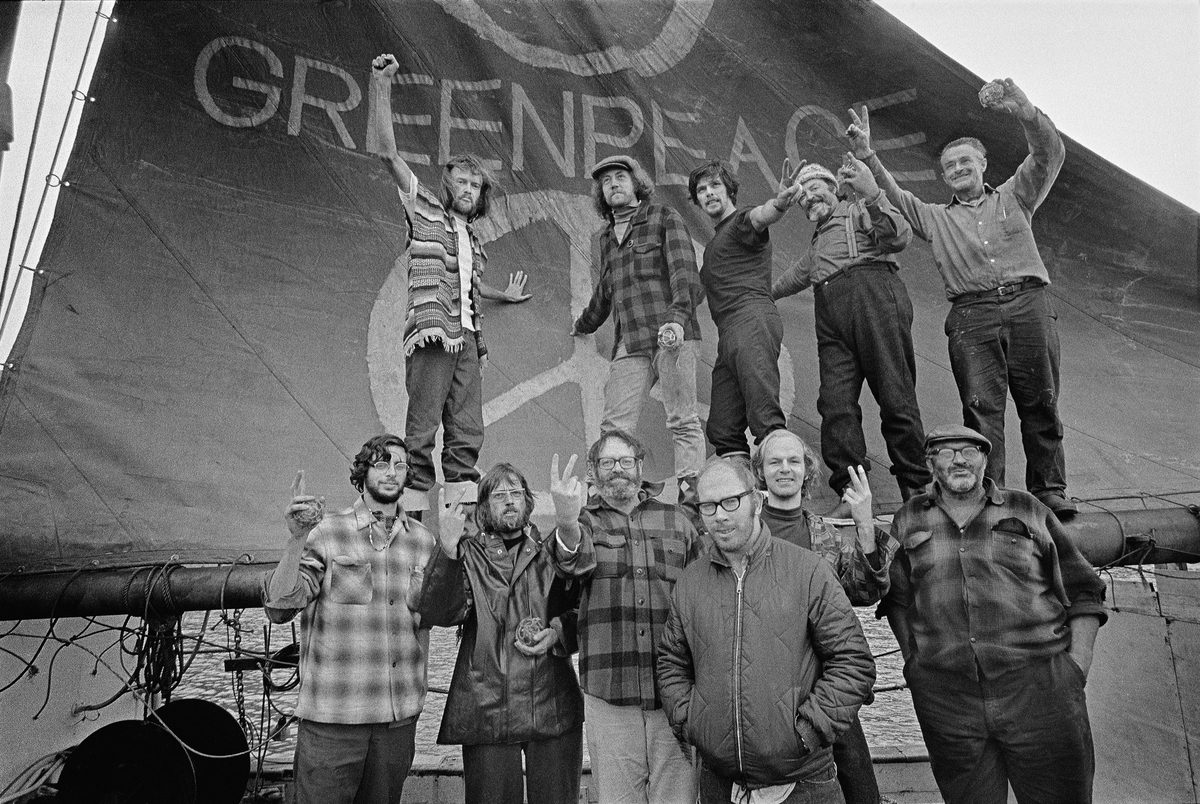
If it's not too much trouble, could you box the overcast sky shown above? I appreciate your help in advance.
[875,0,1200,212]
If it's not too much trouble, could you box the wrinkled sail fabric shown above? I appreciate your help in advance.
[0,0,1196,571]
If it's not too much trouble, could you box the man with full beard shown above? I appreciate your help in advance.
[551,430,702,804]
[263,434,438,804]
[415,461,584,804]
[772,158,929,516]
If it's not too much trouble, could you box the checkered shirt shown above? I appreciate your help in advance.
[574,202,702,357]
[262,497,437,724]
[551,487,701,709]
[879,479,1107,678]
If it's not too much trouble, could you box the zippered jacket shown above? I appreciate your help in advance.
[657,529,875,786]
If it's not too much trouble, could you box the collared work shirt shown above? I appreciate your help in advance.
[575,202,703,358]
[879,479,1106,679]
[772,195,911,296]
[866,110,1065,299]
[552,487,700,709]
[397,178,487,356]
[263,497,437,724]
[759,503,899,606]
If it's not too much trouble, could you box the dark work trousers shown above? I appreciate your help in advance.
[699,761,845,804]
[814,267,930,495]
[833,712,881,804]
[905,653,1094,804]
[404,336,484,493]
[707,305,787,457]
[293,718,417,804]
[944,286,1066,496]
[460,725,583,804]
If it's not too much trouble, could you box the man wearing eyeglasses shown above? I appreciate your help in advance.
[878,424,1106,804]
[262,434,439,804]
[658,457,875,804]
[551,430,702,804]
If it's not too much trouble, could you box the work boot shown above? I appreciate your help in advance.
[1036,491,1079,520]
[823,498,853,520]
[677,474,701,525]
[899,483,928,502]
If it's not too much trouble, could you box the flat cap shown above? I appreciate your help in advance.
[591,154,640,179]
[924,424,991,453]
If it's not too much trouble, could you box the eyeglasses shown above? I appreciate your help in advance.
[928,446,983,462]
[489,487,525,503]
[371,459,408,474]
[698,489,756,517]
[595,456,639,471]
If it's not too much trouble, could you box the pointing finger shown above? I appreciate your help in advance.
[562,454,578,479]
[292,470,306,498]
[551,453,561,482]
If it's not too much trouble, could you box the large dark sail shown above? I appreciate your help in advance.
[0,0,1197,572]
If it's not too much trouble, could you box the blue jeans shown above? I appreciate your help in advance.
[815,267,930,494]
[461,725,583,804]
[584,693,698,804]
[707,307,787,457]
[601,340,705,478]
[404,337,484,494]
[906,653,1094,804]
[945,286,1066,496]
[293,718,416,804]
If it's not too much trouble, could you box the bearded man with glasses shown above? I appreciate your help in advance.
[658,457,875,804]
[262,434,438,804]
[878,424,1106,804]
[551,430,702,804]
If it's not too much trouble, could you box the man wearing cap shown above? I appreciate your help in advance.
[687,159,803,459]
[845,79,1078,518]
[574,155,706,500]
[879,423,1106,804]
[773,158,930,514]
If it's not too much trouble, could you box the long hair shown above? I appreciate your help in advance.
[750,429,822,501]
[591,163,654,222]
[350,434,407,492]
[476,462,536,533]
[440,154,496,222]
[687,159,739,207]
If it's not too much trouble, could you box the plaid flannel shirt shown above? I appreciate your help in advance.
[574,202,702,358]
[759,502,899,606]
[551,485,701,709]
[262,497,437,724]
[879,479,1106,678]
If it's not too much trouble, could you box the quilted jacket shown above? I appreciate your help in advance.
[657,528,876,786]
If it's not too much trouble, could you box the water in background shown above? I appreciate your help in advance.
[172,607,919,774]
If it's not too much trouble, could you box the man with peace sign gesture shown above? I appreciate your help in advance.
[687,158,803,460]
[262,434,438,804]
[551,431,702,804]
[845,78,1077,520]
[770,151,928,512]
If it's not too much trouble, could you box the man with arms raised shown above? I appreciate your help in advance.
[658,457,875,804]
[752,428,896,803]
[573,155,705,502]
[687,159,802,459]
[772,159,930,513]
[263,434,437,804]
[846,79,1077,518]
[551,430,702,803]
[370,53,528,519]
[879,424,1105,803]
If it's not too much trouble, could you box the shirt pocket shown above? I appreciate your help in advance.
[902,530,936,582]
[328,555,374,605]
[630,239,664,278]
[591,532,629,579]
[990,517,1037,576]
[653,537,689,583]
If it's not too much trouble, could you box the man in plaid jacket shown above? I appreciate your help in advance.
[573,155,706,503]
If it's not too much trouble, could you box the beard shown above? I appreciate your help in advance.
[598,471,639,503]
[365,476,402,505]
[483,503,530,536]
[804,200,830,222]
